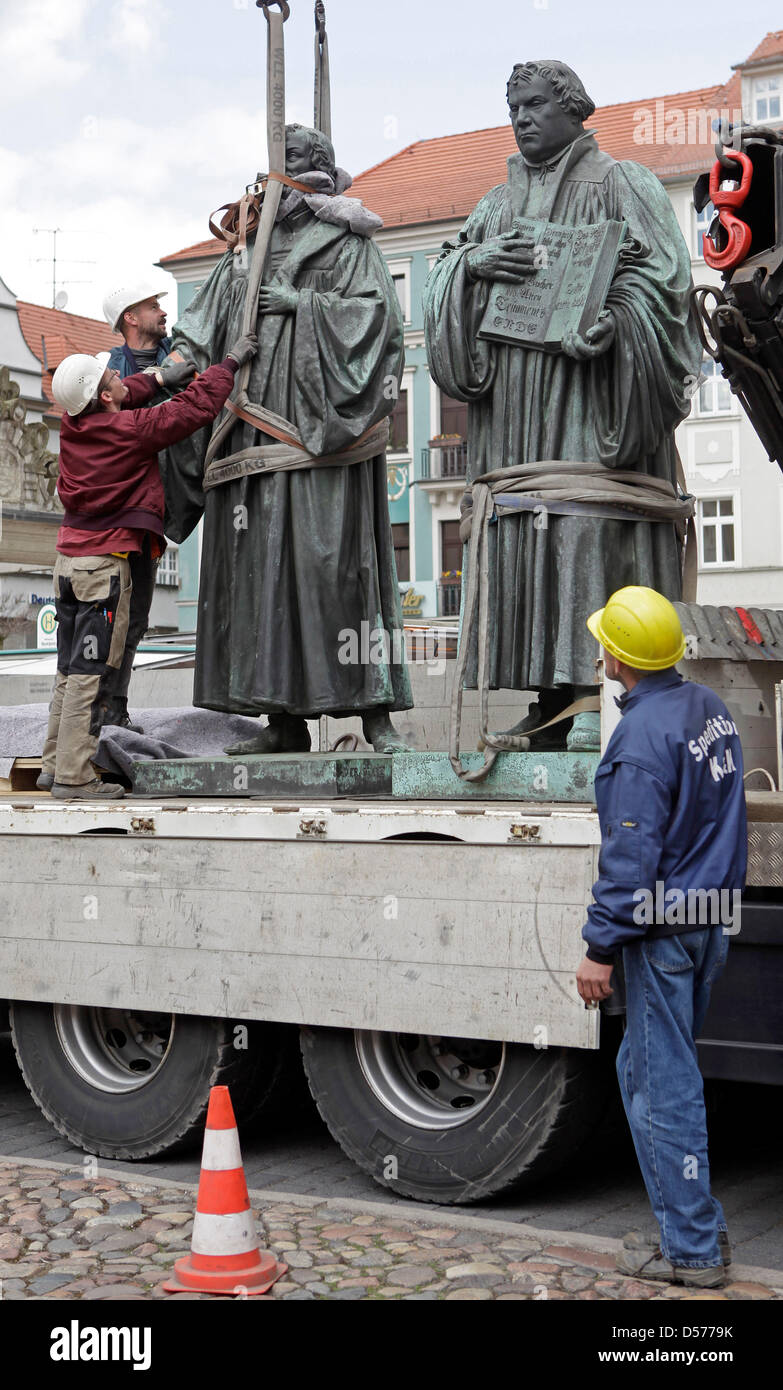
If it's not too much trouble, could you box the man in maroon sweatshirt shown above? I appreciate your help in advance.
[41,332,256,799]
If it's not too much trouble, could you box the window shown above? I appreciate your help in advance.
[387,259,411,324]
[392,275,407,317]
[694,200,715,259]
[441,520,463,574]
[699,498,735,565]
[391,523,410,582]
[753,75,782,122]
[696,357,732,416]
[156,546,179,586]
[439,391,468,440]
[389,387,408,453]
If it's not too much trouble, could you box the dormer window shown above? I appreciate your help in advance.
[752,74,781,122]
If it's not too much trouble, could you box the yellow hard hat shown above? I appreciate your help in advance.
[587,586,686,671]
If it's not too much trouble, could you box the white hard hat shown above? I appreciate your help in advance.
[102,282,168,333]
[52,352,112,417]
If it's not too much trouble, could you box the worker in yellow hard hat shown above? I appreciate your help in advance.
[576,585,746,1289]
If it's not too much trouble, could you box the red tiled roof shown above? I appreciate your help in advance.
[159,238,222,266]
[160,33,777,259]
[738,30,783,69]
[350,85,744,227]
[16,301,121,416]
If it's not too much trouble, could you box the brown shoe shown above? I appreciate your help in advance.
[623,1228,731,1269]
[51,779,125,800]
[617,1246,726,1288]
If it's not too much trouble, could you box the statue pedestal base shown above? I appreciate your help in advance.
[131,752,393,799]
[130,749,599,803]
[391,750,599,802]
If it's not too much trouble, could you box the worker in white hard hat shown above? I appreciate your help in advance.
[99,279,174,733]
[103,280,171,375]
[39,331,257,799]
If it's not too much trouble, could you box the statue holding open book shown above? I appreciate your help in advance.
[424,61,701,753]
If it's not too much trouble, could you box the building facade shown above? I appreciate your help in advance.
[160,30,783,625]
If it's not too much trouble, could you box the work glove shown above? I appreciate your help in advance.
[155,358,197,389]
[226,332,258,366]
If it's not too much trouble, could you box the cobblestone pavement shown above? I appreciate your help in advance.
[0,1159,780,1302]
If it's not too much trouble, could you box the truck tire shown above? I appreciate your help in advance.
[300,1028,613,1203]
[9,1003,293,1160]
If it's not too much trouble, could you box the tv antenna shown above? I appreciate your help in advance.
[32,228,95,308]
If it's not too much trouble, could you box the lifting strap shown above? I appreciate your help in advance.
[450,461,696,783]
[314,2,331,138]
[204,1,289,471]
[208,174,317,255]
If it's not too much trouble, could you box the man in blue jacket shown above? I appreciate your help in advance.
[576,586,746,1289]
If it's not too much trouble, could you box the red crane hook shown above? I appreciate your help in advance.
[703,150,753,272]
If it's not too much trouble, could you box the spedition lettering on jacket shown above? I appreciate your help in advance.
[50,1320,151,1371]
[688,714,740,762]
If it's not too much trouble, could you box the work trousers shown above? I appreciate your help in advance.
[100,536,158,703]
[41,554,131,785]
[617,927,729,1268]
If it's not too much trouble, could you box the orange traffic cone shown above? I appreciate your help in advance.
[164,1085,286,1296]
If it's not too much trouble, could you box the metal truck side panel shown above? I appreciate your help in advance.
[0,834,599,1049]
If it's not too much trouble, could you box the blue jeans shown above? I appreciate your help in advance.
[617,927,729,1268]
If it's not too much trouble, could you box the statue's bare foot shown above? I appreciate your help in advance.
[224,714,311,756]
[361,709,408,754]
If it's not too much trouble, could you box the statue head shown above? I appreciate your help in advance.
[506,61,595,164]
[285,123,337,180]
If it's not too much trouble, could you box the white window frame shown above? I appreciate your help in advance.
[697,492,740,569]
[387,366,415,459]
[692,200,715,261]
[429,374,441,441]
[753,74,782,123]
[387,258,412,325]
[156,544,180,587]
[694,356,733,417]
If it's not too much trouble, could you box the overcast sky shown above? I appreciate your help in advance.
[0,0,772,321]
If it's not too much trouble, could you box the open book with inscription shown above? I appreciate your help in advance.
[477,217,626,352]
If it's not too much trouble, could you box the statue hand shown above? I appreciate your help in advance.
[258,274,299,314]
[465,231,538,283]
[561,313,616,360]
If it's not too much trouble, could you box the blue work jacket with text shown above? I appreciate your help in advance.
[583,669,747,962]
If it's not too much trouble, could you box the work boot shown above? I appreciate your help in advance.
[51,779,126,800]
[36,770,54,791]
[224,713,311,756]
[623,1227,732,1269]
[361,709,408,754]
[616,1245,727,1288]
[112,697,144,734]
[95,696,144,734]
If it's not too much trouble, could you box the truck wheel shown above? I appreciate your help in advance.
[9,1003,292,1160]
[300,1028,613,1203]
